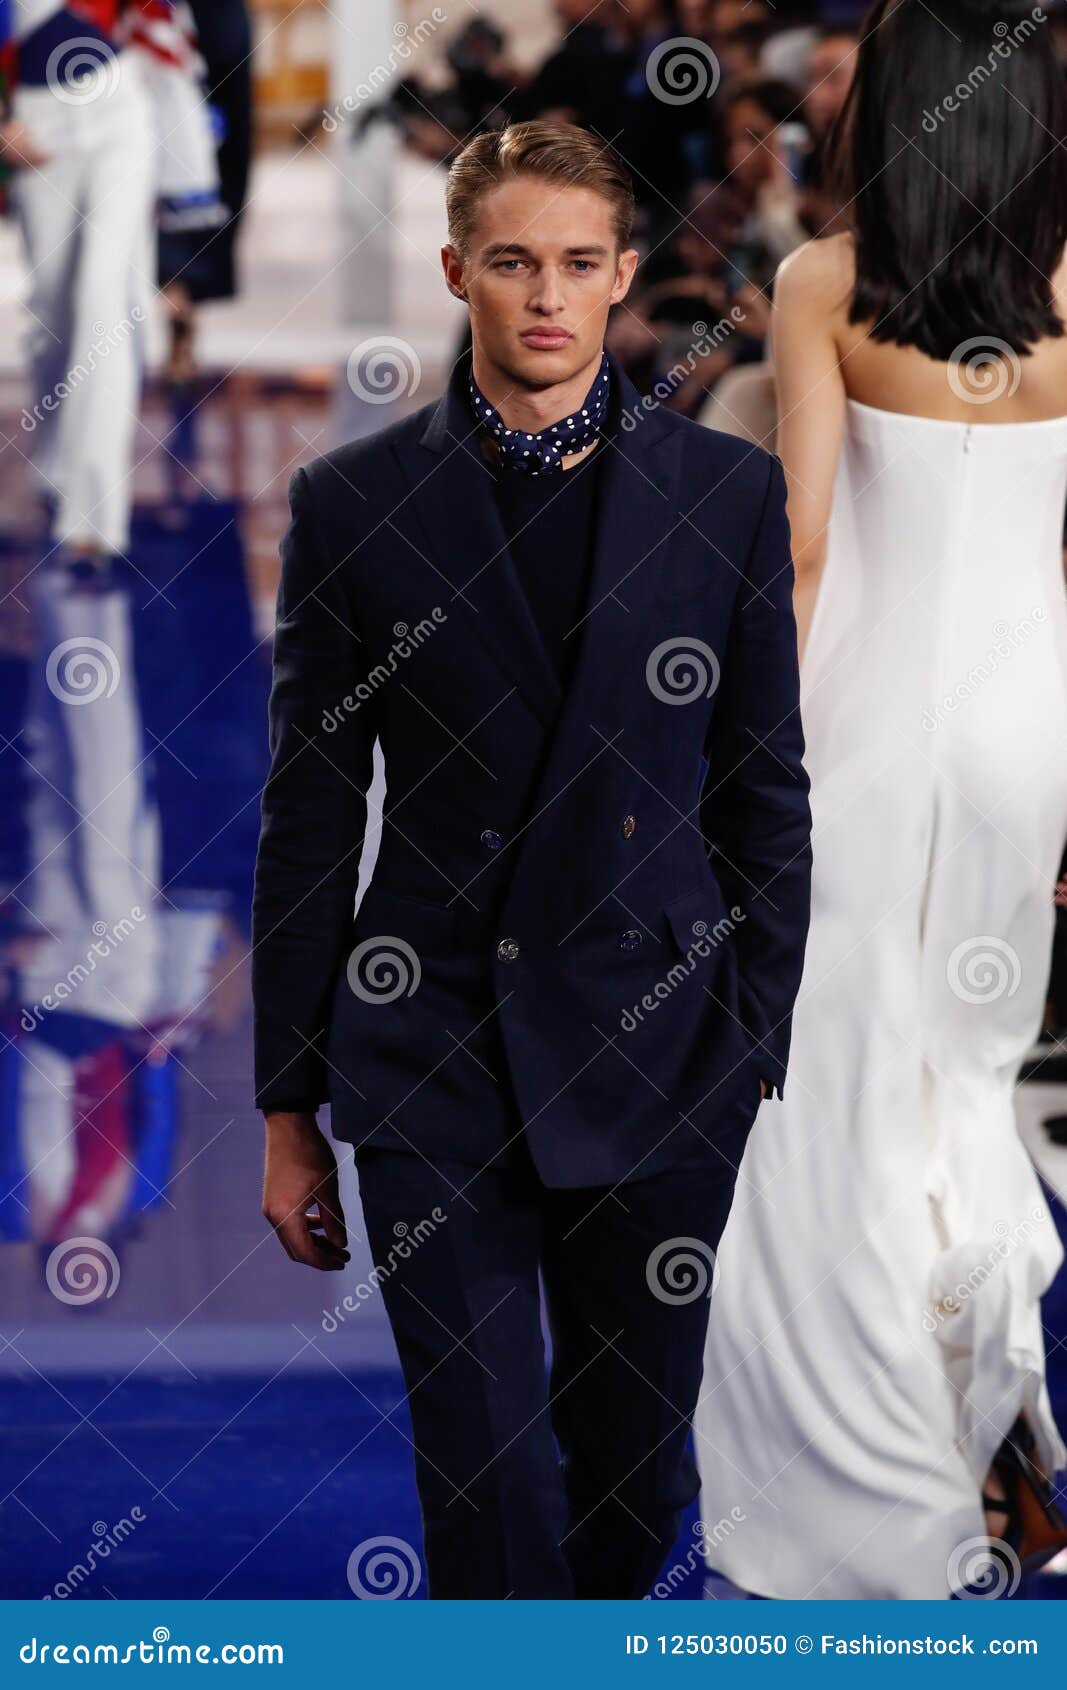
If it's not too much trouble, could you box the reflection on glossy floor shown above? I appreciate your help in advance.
[0,373,328,1242]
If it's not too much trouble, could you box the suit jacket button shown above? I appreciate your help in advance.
[621,814,636,839]
[481,828,503,852]
[619,928,643,951]
[497,937,520,962]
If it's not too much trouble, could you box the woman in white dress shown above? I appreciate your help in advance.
[695,0,1067,1599]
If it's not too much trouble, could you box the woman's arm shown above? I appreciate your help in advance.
[770,239,848,662]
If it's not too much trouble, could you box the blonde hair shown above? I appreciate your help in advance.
[446,121,635,263]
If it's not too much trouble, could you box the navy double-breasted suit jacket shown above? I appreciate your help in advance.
[251,347,813,1188]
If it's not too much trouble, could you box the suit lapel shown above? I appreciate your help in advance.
[530,357,684,806]
[392,351,564,727]
[391,347,684,748]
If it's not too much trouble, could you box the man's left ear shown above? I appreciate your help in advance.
[612,247,640,302]
[442,245,469,303]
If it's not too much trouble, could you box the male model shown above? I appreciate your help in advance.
[252,120,812,1600]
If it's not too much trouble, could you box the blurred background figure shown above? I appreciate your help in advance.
[507,0,627,140]
[799,24,858,231]
[0,0,1063,1606]
[0,3,222,582]
[1,1,156,582]
[157,0,253,385]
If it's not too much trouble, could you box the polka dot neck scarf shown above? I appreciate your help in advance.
[468,351,612,475]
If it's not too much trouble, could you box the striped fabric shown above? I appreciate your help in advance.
[0,4,183,83]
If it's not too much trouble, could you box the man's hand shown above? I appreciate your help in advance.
[759,1079,767,1101]
[262,1112,350,1271]
[0,119,50,169]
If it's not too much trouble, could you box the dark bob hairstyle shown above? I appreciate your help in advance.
[828,0,1067,358]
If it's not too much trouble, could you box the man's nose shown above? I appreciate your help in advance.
[529,273,566,312]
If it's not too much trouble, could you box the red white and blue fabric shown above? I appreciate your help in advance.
[3,3,121,87]
[122,1,226,233]
[2,2,224,233]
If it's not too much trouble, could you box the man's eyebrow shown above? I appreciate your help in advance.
[480,242,612,259]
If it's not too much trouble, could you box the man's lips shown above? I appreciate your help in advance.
[520,329,573,347]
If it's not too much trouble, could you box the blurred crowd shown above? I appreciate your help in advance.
[355,0,1067,434]
[359,0,866,429]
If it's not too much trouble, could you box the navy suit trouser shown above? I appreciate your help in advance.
[353,1103,754,1599]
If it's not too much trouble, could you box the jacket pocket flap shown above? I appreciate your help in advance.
[662,885,727,957]
[354,881,457,946]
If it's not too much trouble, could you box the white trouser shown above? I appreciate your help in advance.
[10,50,155,555]
[20,564,163,1033]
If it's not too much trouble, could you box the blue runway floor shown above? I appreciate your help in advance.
[2,1366,1066,1601]
[3,1370,431,1600]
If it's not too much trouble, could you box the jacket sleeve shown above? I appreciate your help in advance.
[251,466,377,1114]
[699,451,813,1100]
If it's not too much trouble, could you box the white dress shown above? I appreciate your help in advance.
[695,397,1067,1600]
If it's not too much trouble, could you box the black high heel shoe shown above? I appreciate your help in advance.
[982,1413,1067,1574]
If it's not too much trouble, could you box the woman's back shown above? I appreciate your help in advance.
[771,229,1067,668]
[788,226,1067,780]
[816,230,1067,424]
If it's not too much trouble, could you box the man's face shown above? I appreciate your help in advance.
[445,175,637,391]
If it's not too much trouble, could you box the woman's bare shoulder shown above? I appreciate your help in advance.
[774,233,854,318]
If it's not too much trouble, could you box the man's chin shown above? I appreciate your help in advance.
[498,342,599,391]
